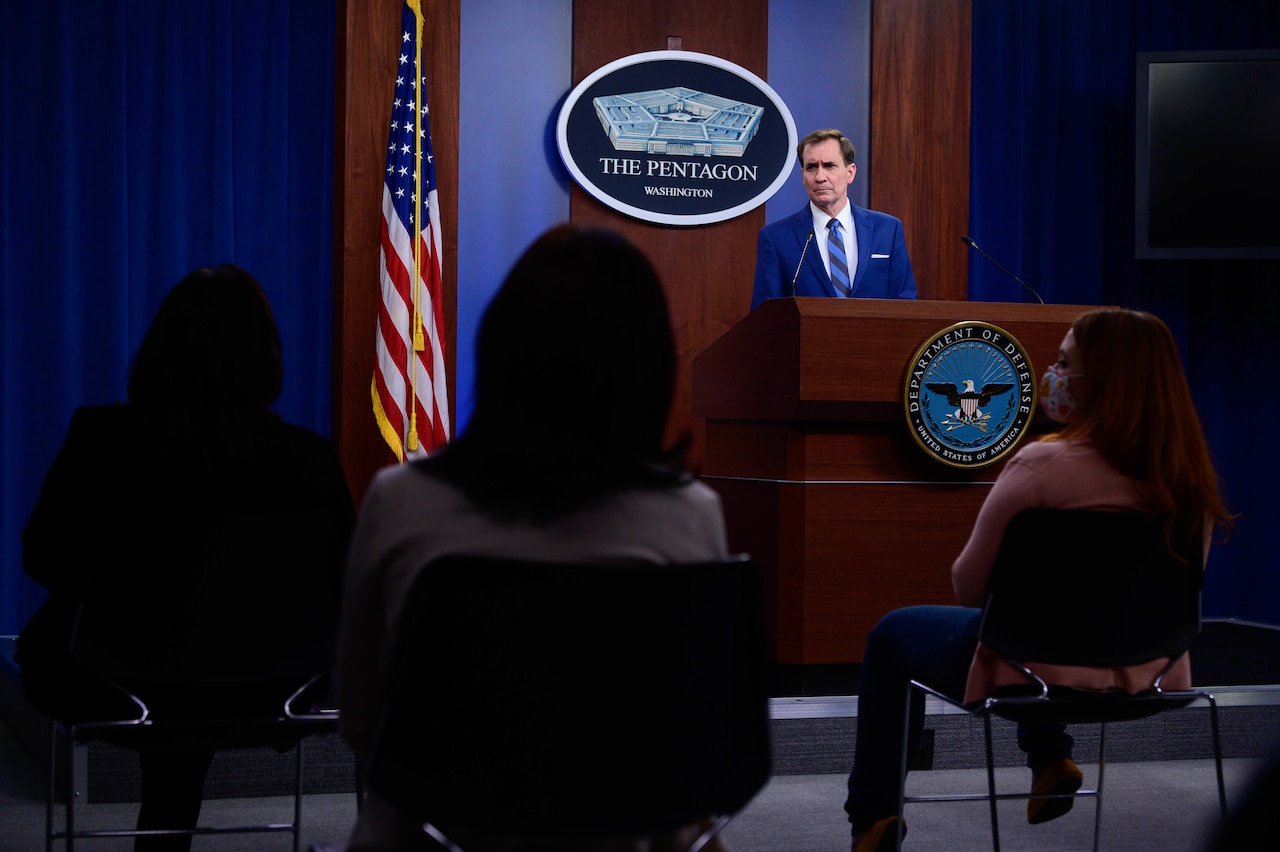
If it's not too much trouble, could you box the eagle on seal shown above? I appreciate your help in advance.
[927,379,1014,424]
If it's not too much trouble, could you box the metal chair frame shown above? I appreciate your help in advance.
[48,677,337,852]
[894,509,1228,852]
[40,508,347,852]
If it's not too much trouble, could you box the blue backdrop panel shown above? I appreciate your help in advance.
[764,0,872,223]
[455,0,573,436]
[0,0,336,635]
[969,0,1280,622]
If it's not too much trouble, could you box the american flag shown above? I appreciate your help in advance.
[372,0,450,460]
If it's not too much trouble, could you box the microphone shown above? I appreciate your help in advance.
[961,235,1045,304]
[790,230,815,297]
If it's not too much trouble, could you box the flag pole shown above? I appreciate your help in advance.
[405,0,426,454]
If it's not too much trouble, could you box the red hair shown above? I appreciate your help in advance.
[1047,309,1233,557]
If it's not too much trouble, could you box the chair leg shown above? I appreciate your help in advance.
[46,721,56,852]
[1092,723,1108,852]
[688,814,732,852]
[66,725,77,852]
[982,713,1001,852]
[896,683,912,852]
[355,754,367,813]
[294,739,305,852]
[1207,695,1227,819]
[423,822,465,852]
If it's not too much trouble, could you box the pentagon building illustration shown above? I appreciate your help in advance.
[592,87,764,157]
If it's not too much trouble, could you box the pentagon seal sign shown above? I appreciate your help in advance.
[556,51,797,226]
[904,321,1036,468]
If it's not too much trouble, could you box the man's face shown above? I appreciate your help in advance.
[800,138,856,216]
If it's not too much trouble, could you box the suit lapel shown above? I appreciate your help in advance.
[794,206,834,297]
[850,204,872,295]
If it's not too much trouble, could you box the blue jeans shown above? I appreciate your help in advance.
[843,606,1074,833]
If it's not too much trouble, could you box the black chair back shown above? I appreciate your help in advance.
[980,508,1202,670]
[365,554,773,842]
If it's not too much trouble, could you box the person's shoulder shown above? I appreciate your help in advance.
[684,476,723,503]
[267,418,338,453]
[367,456,459,500]
[57,403,136,447]
[644,476,724,518]
[761,205,811,234]
[668,475,721,502]
[852,203,904,227]
[664,479,728,554]
[261,421,348,479]
[68,402,131,429]
[1007,438,1095,469]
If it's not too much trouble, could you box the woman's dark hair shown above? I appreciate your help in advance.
[424,223,688,519]
[127,264,283,468]
[1046,308,1233,555]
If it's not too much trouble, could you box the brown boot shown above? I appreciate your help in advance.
[1027,757,1084,824]
[851,816,905,851]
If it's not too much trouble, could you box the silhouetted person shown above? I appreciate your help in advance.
[18,264,355,851]
[339,224,730,851]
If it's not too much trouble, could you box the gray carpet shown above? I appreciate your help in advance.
[4,628,1279,850]
[0,753,1266,851]
[4,690,1277,851]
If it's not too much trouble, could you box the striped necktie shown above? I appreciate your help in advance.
[827,219,851,297]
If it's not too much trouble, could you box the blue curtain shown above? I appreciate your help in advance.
[1,1,336,635]
[970,0,1280,621]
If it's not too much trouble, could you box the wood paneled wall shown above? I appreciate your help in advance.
[333,0,970,501]
[872,0,971,302]
[567,1,770,470]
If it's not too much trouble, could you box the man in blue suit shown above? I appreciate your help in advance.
[751,129,917,309]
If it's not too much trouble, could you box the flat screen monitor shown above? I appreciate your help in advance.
[1135,50,1280,259]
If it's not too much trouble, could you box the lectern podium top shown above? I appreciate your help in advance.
[692,297,1095,422]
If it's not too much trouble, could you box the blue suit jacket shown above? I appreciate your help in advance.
[750,203,918,309]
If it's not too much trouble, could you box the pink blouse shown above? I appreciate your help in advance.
[953,439,1202,704]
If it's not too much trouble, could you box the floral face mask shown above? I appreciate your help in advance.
[1039,363,1081,423]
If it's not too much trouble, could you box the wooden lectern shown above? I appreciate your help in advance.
[692,297,1093,665]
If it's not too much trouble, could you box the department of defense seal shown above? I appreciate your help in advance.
[903,321,1036,468]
